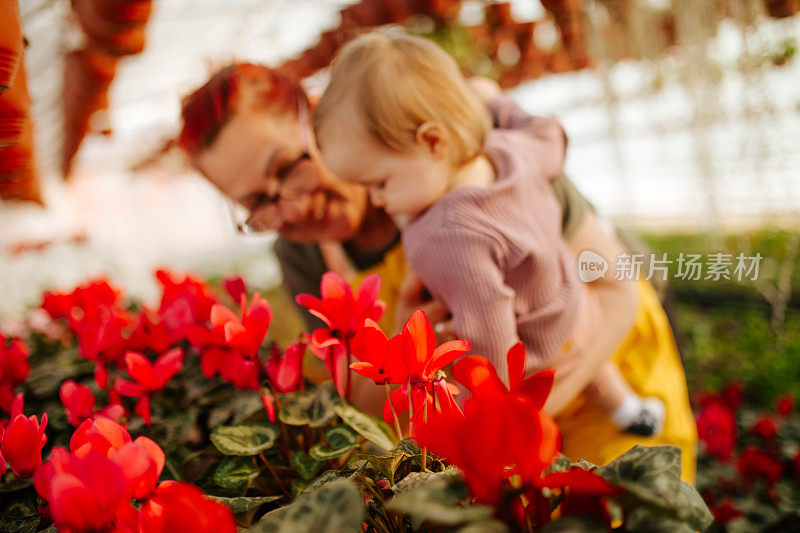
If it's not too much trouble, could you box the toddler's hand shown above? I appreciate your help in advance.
[465,77,502,104]
[394,269,453,341]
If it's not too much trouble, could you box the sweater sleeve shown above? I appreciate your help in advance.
[407,225,519,385]
[486,94,568,181]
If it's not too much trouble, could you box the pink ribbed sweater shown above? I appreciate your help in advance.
[403,98,583,381]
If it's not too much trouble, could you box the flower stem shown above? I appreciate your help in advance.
[345,339,353,402]
[339,445,358,467]
[384,383,403,440]
[260,452,291,498]
[407,380,414,438]
[421,398,428,471]
[268,382,291,448]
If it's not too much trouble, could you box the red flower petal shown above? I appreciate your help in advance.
[153,348,184,389]
[223,276,247,303]
[516,369,555,410]
[124,352,158,390]
[538,468,619,495]
[506,342,526,391]
[401,311,435,378]
[425,340,471,378]
[453,356,506,395]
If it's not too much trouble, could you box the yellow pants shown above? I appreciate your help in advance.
[354,248,698,485]
[554,280,697,484]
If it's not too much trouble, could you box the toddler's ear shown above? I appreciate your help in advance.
[415,122,448,157]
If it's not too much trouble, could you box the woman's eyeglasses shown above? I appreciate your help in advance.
[227,99,319,235]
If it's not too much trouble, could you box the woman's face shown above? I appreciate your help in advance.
[195,107,369,243]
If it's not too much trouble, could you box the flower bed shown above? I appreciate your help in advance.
[695,382,800,531]
[0,270,712,532]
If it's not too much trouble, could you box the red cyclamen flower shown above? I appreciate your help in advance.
[197,293,271,390]
[34,447,131,531]
[710,500,742,526]
[416,390,557,505]
[264,340,305,394]
[59,380,95,426]
[696,399,737,461]
[455,341,555,406]
[536,468,622,528]
[222,275,247,304]
[722,381,744,409]
[127,308,174,355]
[394,310,470,385]
[70,418,165,499]
[261,341,306,422]
[211,292,272,359]
[114,348,184,425]
[1,410,47,478]
[296,272,386,347]
[155,268,218,338]
[737,446,784,487]
[349,319,411,385]
[0,334,30,413]
[42,279,132,388]
[751,416,778,442]
[296,272,386,396]
[351,311,470,425]
[454,343,561,467]
[776,393,794,417]
[139,481,237,533]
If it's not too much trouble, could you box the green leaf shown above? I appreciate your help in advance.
[391,468,464,496]
[250,479,365,533]
[298,464,368,498]
[0,471,33,493]
[544,453,573,475]
[334,404,396,452]
[356,438,424,484]
[356,451,405,484]
[540,515,609,532]
[388,469,489,527]
[389,495,493,526]
[597,445,681,499]
[290,479,308,498]
[396,438,423,457]
[596,445,681,510]
[623,507,695,533]
[457,520,510,533]
[211,495,284,528]
[0,516,40,533]
[672,481,714,531]
[299,470,343,495]
[278,383,341,428]
[291,451,325,480]
[595,445,712,532]
[211,495,283,514]
[213,456,261,488]
[0,485,40,520]
[309,425,359,460]
[211,423,279,456]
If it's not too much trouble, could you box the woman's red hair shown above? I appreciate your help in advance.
[177,63,307,155]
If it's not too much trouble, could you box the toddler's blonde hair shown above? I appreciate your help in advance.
[314,28,491,166]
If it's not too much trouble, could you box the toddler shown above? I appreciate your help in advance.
[313,28,665,437]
